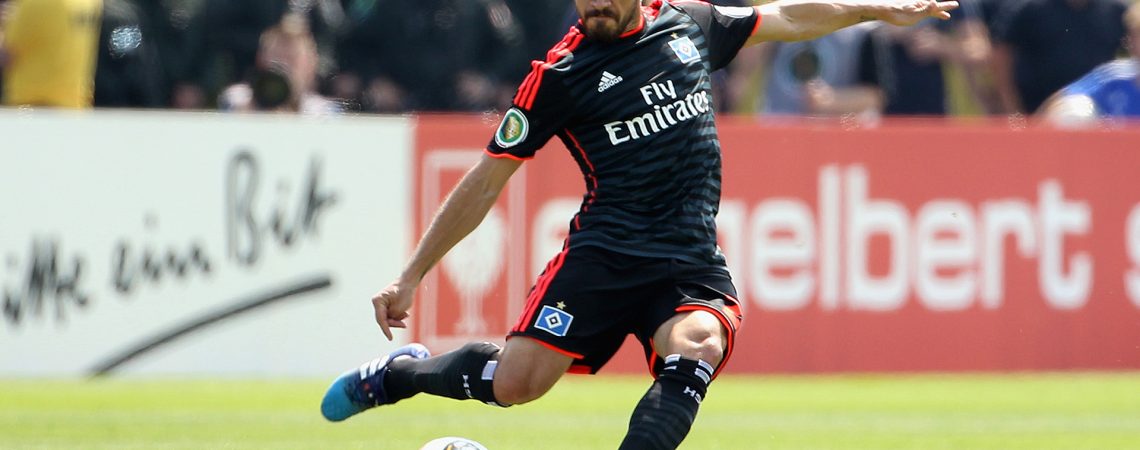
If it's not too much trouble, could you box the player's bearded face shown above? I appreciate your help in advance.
[577,0,640,43]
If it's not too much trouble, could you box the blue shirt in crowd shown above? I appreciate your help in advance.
[1061,60,1140,117]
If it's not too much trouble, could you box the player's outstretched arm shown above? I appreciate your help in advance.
[371,154,522,340]
[747,0,959,44]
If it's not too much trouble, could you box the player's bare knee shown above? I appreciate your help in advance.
[672,325,725,366]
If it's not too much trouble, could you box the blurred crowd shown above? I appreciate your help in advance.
[1,0,1138,121]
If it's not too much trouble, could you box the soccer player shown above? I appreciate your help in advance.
[322,1,958,448]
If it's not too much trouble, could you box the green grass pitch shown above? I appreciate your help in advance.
[2,373,1138,449]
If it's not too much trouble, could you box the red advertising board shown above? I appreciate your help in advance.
[415,115,1140,373]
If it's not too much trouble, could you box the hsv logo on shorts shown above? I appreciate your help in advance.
[535,305,574,337]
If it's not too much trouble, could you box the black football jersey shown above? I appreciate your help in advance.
[486,0,759,265]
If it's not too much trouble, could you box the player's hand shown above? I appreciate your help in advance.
[371,281,415,341]
[875,1,959,27]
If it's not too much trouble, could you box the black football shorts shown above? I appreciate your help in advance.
[508,244,742,377]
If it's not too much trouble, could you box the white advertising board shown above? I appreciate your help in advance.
[0,110,412,376]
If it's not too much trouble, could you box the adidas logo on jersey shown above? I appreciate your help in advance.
[597,71,624,92]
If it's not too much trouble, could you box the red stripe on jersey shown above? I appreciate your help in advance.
[563,130,595,172]
[515,53,552,107]
[513,69,537,106]
[564,130,598,230]
[573,173,598,230]
[550,27,583,60]
[524,64,547,110]
[513,243,570,333]
[644,0,666,15]
[518,30,584,110]
[513,28,579,109]
[516,60,545,108]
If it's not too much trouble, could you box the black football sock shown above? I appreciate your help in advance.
[618,355,714,450]
[383,342,505,406]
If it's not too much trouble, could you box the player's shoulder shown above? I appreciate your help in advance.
[512,25,587,110]
[660,0,710,10]
[659,0,710,18]
[647,0,717,35]
[531,26,587,72]
[658,0,758,27]
[663,0,756,14]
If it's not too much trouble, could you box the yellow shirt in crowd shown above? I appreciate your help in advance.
[2,0,102,108]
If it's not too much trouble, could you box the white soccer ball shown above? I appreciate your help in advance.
[419,436,489,450]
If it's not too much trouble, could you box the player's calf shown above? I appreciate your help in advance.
[618,355,715,450]
[621,309,731,449]
[384,341,506,406]
[489,337,573,405]
[489,372,551,406]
